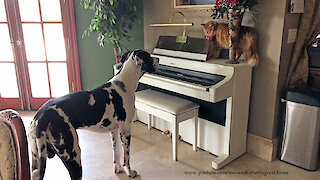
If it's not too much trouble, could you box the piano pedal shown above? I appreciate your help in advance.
[162,130,170,135]
[167,133,181,140]
[162,130,181,139]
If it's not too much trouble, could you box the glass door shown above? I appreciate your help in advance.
[18,0,70,109]
[0,0,81,110]
[0,0,23,109]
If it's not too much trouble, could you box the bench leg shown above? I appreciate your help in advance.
[148,114,152,130]
[193,109,198,152]
[172,118,178,161]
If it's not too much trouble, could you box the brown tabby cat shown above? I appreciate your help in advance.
[201,20,259,66]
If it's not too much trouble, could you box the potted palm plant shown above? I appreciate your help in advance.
[81,0,139,63]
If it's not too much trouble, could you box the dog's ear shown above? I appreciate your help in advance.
[134,50,155,73]
[132,50,143,60]
[120,51,132,63]
[133,50,143,67]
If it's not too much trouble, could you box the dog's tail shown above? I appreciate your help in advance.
[28,120,48,180]
[245,31,259,67]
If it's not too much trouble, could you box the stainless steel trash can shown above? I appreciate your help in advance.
[281,86,320,171]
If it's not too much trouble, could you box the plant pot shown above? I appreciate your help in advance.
[226,9,244,64]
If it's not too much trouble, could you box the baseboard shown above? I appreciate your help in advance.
[247,133,278,161]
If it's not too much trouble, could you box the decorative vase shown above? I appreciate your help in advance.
[227,9,244,64]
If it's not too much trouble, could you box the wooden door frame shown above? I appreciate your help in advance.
[1,0,81,110]
[62,0,81,93]
[0,0,26,110]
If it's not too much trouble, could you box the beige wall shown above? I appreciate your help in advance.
[144,0,221,50]
[247,0,286,139]
[143,0,299,140]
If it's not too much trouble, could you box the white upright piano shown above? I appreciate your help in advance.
[137,36,252,169]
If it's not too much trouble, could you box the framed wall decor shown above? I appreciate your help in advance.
[173,0,216,9]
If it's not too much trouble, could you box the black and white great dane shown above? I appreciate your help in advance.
[28,50,159,180]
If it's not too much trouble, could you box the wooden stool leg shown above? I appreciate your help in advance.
[172,118,178,161]
[193,109,198,152]
[148,114,152,130]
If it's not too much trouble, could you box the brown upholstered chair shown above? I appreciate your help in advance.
[0,109,30,180]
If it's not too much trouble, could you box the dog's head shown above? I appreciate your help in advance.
[119,50,159,74]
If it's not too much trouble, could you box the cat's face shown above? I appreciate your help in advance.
[201,21,217,35]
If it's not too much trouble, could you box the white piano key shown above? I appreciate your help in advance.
[140,74,211,102]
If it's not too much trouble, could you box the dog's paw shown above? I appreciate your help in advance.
[113,163,124,174]
[128,170,137,178]
[31,169,39,180]
[123,166,137,178]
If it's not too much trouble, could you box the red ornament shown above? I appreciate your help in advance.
[215,0,222,7]
[227,0,239,5]
[204,35,214,41]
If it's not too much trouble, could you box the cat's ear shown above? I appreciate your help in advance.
[209,21,217,27]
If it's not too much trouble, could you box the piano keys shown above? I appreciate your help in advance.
[154,65,225,87]
[140,55,236,103]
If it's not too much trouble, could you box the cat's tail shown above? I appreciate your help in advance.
[246,51,259,67]
[246,32,259,67]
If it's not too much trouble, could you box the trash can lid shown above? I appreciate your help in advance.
[285,86,320,107]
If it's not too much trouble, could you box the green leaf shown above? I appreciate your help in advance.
[250,8,260,22]
[110,11,116,18]
[81,0,138,51]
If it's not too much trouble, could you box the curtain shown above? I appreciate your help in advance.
[286,0,320,87]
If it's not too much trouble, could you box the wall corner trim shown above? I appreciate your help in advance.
[247,133,278,162]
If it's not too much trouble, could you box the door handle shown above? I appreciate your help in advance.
[16,39,22,47]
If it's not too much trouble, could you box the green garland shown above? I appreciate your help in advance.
[211,0,259,22]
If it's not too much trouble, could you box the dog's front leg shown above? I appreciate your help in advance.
[119,130,137,178]
[110,129,123,174]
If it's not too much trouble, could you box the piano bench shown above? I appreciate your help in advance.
[135,89,199,161]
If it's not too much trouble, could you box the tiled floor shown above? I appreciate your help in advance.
[20,111,320,180]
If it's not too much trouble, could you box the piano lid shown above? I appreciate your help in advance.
[153,36,209,62]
